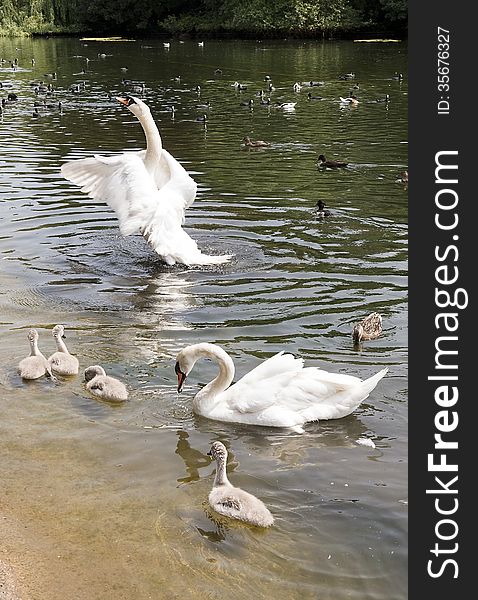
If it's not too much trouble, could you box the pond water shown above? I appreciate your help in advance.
[0,37,407,599]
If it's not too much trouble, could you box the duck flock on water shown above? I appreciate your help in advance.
[3,42,404,527]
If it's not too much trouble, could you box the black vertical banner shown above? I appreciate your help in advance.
[409,2,475,597]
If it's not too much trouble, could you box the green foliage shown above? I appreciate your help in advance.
[349,0,407,27]
[75,0,167,34]
[161,13,228,35]
[0,0,407,37]
[0,0,81,35]
[223,0,353,33]
[379,0,407,24]
[159,0,361,36]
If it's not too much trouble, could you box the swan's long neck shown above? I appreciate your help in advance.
[30,338,41,357]
[54,336,69,354]
[137,110,163,168]
[213,454,230,487]
[189,344,235,412]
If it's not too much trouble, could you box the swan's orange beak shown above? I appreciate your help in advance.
[116,96,129,106]
[177,372,186,393]
[175,362,186,393]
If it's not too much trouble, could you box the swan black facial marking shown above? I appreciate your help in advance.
[175,361,187,392]
[117,95,136,107]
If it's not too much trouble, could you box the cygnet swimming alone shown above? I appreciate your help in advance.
[207,441,274,527]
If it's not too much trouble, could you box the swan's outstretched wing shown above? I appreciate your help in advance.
[61,153,160,235]
[61,149,197,228]
[62,152,229,265]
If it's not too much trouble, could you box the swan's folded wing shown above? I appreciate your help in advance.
[269,368,385,421]
[274,369,364,419]
[218,497,242,511]
[61,153,159,235]
[236,352,304,386]
[226,367,363,416]
[225,353,305,414]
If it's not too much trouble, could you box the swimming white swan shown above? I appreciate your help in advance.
[18,329,53,380]
[340,95,359,106]
[276,102,296,110]
[207,441,274,527]
[84,365,128,402]
[60,96,231,266]
[48,325,80,376]
[175,343,388,433]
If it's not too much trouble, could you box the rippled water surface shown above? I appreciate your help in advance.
[0,37,407,599]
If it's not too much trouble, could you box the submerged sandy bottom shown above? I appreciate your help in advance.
[0,561,20,600]
[1,541,26,600]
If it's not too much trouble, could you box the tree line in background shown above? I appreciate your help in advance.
[0,0,407,37]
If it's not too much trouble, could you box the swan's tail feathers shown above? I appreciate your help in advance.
[152,246,233,266]
[189,253,233,266]
[360,368,388,397]
[336,367,389,417]
[301,367,388,422]
[144,221,233,266]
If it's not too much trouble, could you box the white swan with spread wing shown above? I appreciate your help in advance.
[61,96,231,266]
[175,343,388,433]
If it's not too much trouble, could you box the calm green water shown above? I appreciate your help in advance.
[0,37,407,599]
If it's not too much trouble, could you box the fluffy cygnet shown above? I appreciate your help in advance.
[48,325,79,376]
[84,365,128,402]
[18,329,53,380]
[207,441,274,527]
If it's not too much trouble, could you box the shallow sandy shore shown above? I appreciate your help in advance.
[0,561,22,600]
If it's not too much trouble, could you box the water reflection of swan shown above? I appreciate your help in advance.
[189,415,376,467]
[175,430,211,484]
[175,343,388,433]
[133,271,196,330]
[130,272,197,363]
[134,272,196,315]
[61,96,231,266]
